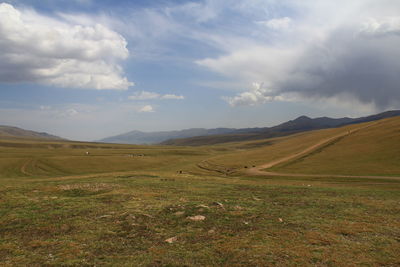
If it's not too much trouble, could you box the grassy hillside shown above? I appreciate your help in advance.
[0,125,62,140]
[1,117,400,266]
[269,116,400,176]
[195,117,400,177]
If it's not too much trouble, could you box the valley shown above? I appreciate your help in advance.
[1,116,399,266]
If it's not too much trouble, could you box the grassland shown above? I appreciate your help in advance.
[1,117,400,266]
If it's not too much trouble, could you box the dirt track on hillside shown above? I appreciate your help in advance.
[246,123,400,180]
[20,158,35,176]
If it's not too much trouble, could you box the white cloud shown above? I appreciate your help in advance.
[225,82,291,107]
[128,91,160,100]
[161,94,185,100]
[197,46,301,84]
[63,108,79,117]
[165,0,222,24]
[360,17,400,36]
[0,3,132,90]
[225,82,270,106]
[128,91,184,100]
[39,105,51,110]
[138,105,154,113]
[259,17,292,30]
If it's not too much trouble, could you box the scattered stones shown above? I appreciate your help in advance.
[125,214,136,223]
[165,236,177,244]
[187,215,206,221]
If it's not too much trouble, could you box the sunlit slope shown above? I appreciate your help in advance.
[204,123,364,168]
[204,117,400,177]
[269,116,400,176]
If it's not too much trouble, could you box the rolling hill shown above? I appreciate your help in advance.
[201,116,400,177]
[0,125,63,140]
[267,116,400,176]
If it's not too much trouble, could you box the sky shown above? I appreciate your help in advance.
[0,0,400,140]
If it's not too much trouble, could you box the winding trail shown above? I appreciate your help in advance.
[20,158,35,176]
[246,123,400,180]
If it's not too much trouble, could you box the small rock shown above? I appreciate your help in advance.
[99,215,112,219]
[253,196,262,201]
[60,224,71,232]
[243,221,249,225]
[278,218,283,223]
[234,205,243,210]
[208,228,216,234]
[187,215,206,221]
[174,211,185,216]
[165,236,177,244]
[307,184,311,187]
[212,202,225,209]
[197,204,210,209]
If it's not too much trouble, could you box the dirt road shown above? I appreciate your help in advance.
[246,123,400,180]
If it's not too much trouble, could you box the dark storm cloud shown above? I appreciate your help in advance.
[279,26,400,108]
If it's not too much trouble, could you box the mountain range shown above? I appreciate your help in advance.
[99,110,400,146]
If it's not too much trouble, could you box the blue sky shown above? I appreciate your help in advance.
[1,0,400,140]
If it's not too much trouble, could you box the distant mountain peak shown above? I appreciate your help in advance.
[294,115,312,121]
